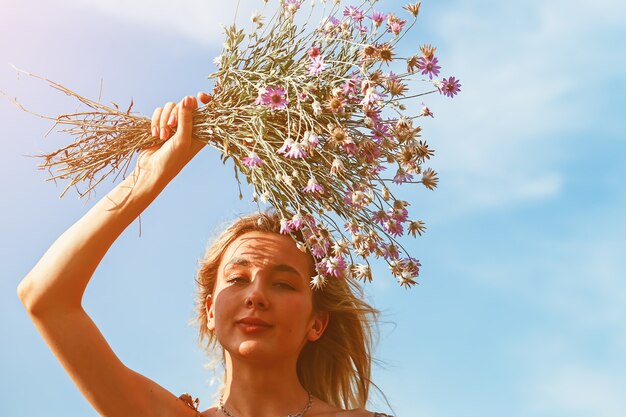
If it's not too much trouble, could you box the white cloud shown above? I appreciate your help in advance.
[515,340,626,417]
[533,367,626,417]
[422,0,626,214]
[60,0,261,46]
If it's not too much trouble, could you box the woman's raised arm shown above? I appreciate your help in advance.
[17,94,209,417]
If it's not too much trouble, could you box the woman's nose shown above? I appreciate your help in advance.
[244,281,269,309]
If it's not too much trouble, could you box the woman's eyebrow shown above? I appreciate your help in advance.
[271,263,302,278]
[223,256,302,278]
[223,256,251,269]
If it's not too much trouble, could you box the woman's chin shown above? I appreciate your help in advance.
[232,340,285,361]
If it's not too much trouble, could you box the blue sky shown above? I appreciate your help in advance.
[1,0,625,416]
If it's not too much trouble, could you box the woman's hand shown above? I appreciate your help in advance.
[131,92,213,190]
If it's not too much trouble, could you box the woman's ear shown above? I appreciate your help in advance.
[205,295,215,331]
[307,310,329,342]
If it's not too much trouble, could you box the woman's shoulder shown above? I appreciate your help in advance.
[185,396,393,417]
[198,407,392,417]
[333,409,394,417]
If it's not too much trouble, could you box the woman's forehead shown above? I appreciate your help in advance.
[220,231,311,273]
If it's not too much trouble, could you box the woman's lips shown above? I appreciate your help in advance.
[237,317,271,326]
[236,317,272,333]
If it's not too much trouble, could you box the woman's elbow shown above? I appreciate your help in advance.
[17,277,37,313]
[17,277,50,316]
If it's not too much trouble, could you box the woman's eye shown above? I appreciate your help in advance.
[226,276,247,284]
[275,282,294,290]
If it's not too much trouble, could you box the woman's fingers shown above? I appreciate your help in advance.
[197,91,212,105]
[176,96,198,144]
[150,94,207,141]
[150,107,163,138]
[159,101,176,140]
[167,105,178,128]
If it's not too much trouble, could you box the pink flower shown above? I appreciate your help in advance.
[350,190,372,208]
[384,218,404,237]
[385,71,399,81]
[308,55,327,76]
[277,138,295,154]
[359,142,381,163]
[388,19,407,36]
[371,122,390,143]
[309,239,330,259]
[288,213,305,231]
[307,46,321,59]
[303,177,325,194]
[344,220,359,234]
[417,57,441,79]
[242,151,263,167]
[341,81,356,97]
[368,164,386,175]
[370,11,386,28]
[341,138,358,155]
[372,209,389,225]
[259,85,289,110]
[389,206,408,223]
[303,131,319,149]
[365,108,382,124]
[322,256,347,278]
[343,6,365,23]
[381,243,399,260]
[440,76,461,98]
[361,86,387,107]
[401,257,421,277]
[420,103,434,117]
[283,0,302,16]
[284,142,308,159]
[280,218,292,234]
[342,192,353,207]
[393,168,414,184]
[342,72,363,96]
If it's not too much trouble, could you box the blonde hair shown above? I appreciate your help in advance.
[194,211,380,409]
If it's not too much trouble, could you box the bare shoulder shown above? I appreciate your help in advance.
[197,402,392,417]
[198,407,383,417]
[327,408,393,417]
[199,406,218,416]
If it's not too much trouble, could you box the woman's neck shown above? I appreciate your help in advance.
[220,354,311,417]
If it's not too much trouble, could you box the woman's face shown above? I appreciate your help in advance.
[205,231,328,363]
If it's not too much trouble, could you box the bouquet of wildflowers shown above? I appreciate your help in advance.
[18,0,460,288]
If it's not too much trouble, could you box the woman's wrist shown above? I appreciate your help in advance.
[107,173,166,220]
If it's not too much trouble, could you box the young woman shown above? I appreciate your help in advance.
[17,94,393,417]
